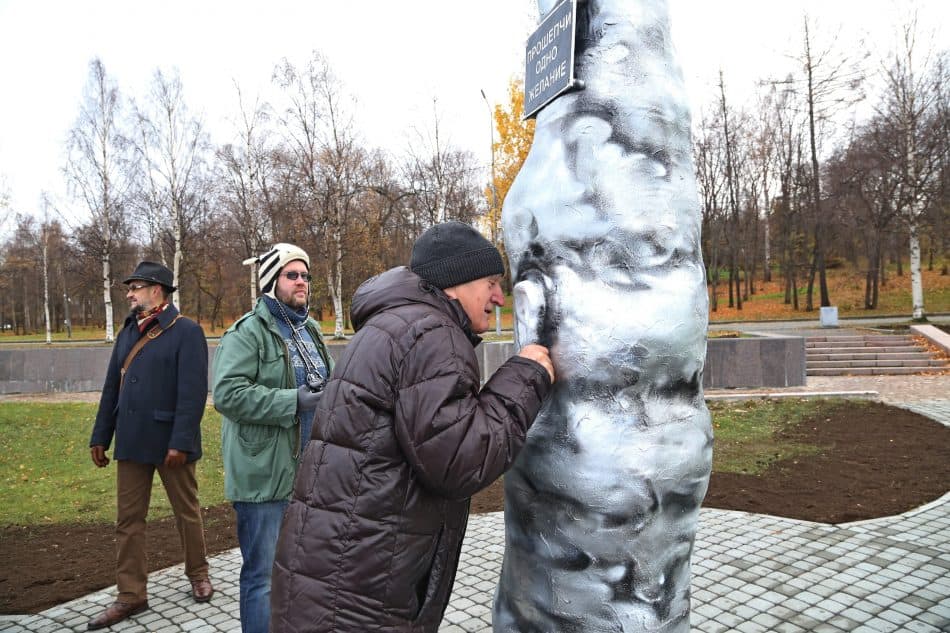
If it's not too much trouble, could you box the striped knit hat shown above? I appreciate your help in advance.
[257,243,310,298]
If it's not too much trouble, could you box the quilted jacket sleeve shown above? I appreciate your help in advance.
[392,323,552,500]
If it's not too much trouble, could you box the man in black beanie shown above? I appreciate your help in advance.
[271,221,555,633]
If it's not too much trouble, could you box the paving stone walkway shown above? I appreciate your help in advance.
[1,376,947,632]
[4,493,948,633]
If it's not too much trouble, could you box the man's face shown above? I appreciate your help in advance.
[275,260,310,309]
[126,281,164,313]
[444,274,505,334]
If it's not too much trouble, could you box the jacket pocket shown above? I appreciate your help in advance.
[154,409,175,423]
[388,525,444,621]
[258,348,286,380]
[237,423,278,457]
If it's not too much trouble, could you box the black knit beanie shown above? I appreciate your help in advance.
[410,221,505,289]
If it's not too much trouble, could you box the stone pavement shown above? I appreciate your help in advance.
[1,376,948,632]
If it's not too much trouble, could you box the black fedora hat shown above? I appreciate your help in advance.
[123,261,177,292]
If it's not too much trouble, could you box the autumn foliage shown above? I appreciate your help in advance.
[484,79,535,245]
[706,264,950,322]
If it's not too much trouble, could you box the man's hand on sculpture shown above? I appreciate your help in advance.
[90,445,110,468]
[164,448,186,467]
[518,343,555,383]
[297,384,323,411]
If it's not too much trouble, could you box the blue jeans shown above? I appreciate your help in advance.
[234,500,289,633]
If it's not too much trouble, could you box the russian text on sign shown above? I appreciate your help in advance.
[523,0,577,119]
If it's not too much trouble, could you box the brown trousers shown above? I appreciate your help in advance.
[115,460,209,602]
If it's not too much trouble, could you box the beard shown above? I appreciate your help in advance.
[277,289,307,310]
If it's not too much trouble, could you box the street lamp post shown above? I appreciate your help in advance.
[480,89,502,336]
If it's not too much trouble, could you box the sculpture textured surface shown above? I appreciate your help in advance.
[494,0,712,631]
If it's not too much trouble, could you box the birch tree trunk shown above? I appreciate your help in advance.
[42,228,52,344]
[61,263,73,339]
[102,257,114,342]
[135,68,207,313]
[329,218,345,339]
[909,220,924,319]
[173,205,183,307]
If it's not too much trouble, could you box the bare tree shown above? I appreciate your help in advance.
[934,52,950,276]
[750,89,781,284]
[64,58,135,341]
[694,107,727,312]
[826,116,901,308]
[3,217,38,334]
[39,196,54,343]
[878,15,946,319]
[718,71,744,309]
[0,215,73,336]
[404,100,485,231]
[736,119,765,299]
[406,99,451,224]
[133,68,210,309]
[216,82,276,260]
[0,177,12,234]
[770,16,866,310]
[359,150,417,274]
[768,79,808,309]
[215,83,281,308]
[274,51,368,338]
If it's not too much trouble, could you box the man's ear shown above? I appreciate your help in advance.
[442,286,459,300]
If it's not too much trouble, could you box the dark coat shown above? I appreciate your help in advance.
[89,304,208,464]
[270,267,552,633]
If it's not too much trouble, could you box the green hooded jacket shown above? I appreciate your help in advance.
[213,299,334,502]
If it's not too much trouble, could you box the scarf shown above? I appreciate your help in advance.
[263,295,308,325]
[136,303,169,333]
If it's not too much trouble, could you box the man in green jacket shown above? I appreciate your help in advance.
[213,243,334,633]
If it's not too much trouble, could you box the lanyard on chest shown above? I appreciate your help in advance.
[274,302,327,392]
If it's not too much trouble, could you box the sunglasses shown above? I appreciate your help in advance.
[280,271,313,282]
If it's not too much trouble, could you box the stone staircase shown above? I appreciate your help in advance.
[806,333,950,376]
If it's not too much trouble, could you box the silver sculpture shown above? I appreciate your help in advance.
[494,0,712,631]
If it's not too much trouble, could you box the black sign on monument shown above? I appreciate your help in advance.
[523,0,579,119]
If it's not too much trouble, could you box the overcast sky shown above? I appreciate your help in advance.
[0,0,946,227]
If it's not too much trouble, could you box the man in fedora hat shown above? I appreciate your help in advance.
[87,261,214,630]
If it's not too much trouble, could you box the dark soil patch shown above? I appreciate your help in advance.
[704,400,950,523]
[0,504,238,615]
[2,401,948,615]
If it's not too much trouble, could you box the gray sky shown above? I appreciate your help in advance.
[0,0,946,226]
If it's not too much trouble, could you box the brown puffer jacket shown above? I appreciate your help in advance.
[270,266,552,633]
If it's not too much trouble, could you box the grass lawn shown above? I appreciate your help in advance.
[0,399,833,527]
[0,403,226,526]
[708,398,827,475]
